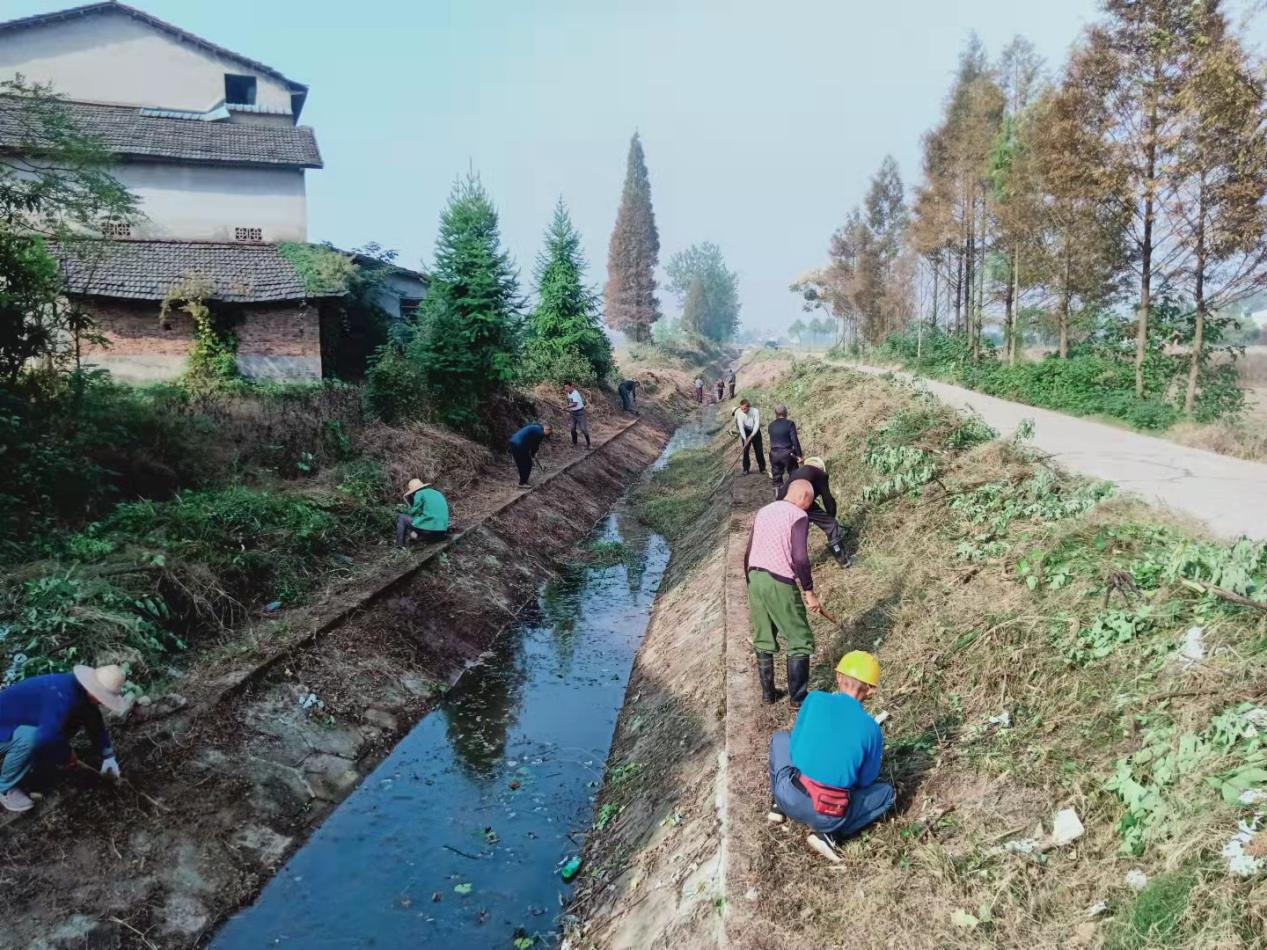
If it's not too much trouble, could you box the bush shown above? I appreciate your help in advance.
[365,343,429,423]
[876,327,1242,431]
[519,344,598,387]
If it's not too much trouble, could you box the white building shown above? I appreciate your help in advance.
[0,1,424,380]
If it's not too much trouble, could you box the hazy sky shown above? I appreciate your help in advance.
[15,0,1262,336]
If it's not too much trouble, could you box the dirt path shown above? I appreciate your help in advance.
[1,416,670,950]
[844,362,1267,541]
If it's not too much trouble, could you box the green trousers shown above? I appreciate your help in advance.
[748,569,814,657]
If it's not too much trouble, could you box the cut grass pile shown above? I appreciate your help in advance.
[731,359,1267,948]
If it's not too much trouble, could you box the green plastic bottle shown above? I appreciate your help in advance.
[560,856,582,882]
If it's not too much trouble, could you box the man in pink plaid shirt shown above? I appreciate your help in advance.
[744,479,821,707]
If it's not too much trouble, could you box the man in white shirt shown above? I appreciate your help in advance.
[734,399,766,475]
[563,381,591,449]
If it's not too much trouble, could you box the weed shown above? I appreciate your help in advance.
[1106,871,1196,949]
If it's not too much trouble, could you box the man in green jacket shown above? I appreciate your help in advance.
[395,478,450,547]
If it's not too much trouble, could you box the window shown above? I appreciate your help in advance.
[234,226,263,242]
[399,297,423,319]
[101,222,131,238]
[224,74,257,105]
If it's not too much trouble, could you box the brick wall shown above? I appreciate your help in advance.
[77,296,322,382]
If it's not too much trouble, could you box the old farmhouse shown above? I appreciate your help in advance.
[0,1,424,381]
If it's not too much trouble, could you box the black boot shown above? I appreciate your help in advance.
[830,542,852,568]
[787,655,810,708]
[756,652,785,705]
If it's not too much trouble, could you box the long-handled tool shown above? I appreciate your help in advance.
[72,759,171,813]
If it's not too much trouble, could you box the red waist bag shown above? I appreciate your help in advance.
[797,773,851,817]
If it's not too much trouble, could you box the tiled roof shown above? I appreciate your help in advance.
[0,3,307,94]
[47,239,343,303]
[0,98,322,168]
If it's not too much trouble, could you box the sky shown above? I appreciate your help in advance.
[12,0,1264,337]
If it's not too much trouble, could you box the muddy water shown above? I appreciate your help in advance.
[214,419,713,949]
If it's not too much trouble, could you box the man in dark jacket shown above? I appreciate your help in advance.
[508,422,552,487]
[767,404,803,495]
[777,456,850,567]
[617,379,639,413]
[0,664,129,813]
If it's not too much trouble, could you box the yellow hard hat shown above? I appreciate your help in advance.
[836,650,879,686]
[803,456,827,472]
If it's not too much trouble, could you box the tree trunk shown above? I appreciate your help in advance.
[1009,247,1021,366]
[1059,254,1071,358]
[965,190,976,355]
[954,248,964,334]
[1185,184,1208,415]
[1135,90,1159,398]
[1002,244,1015,363]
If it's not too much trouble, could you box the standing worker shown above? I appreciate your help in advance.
[728,370,737,399]
[395,478,450,547]
[715,379,725,403]
[508,422,552,488]
[745,479,820,707]
[0,665,130,813]
[778,456,849,567]
[734,399,766,476]
[767,650,894,862]
[617,379,639,414]
[694,377,705,404]
[563,382,591,449]
[767,404,804,495]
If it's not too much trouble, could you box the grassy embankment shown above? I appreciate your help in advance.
[870,329,1267,461]
[0,377,492,691]
[624,356,1265,947]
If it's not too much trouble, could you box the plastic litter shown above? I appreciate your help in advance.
[950,909,979,929]
[988,711,1012,729]
[1049,808,1085,847]
[1124,869,1148,891]
[1222,816,1265,878]
[265,601,283,612]
[1178,626,1205,669]
[560,856,582,882]
[1087,901,1108,917]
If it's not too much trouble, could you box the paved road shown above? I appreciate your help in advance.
[847,363,1267,541]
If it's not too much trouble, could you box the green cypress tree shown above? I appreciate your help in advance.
[526,198,613,383]
[604,133,661,343]
[410,173,522,433]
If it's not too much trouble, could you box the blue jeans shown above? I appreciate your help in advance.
[768,730,894,839]
[0,725,38,793]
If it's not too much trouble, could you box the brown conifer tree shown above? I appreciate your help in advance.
[604,133,661,342]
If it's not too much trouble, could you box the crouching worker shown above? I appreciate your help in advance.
[746,479,820,707]
[0,664,129,813]
[768,650,894,862]
[395,478,449,547]
[508,422,551,487]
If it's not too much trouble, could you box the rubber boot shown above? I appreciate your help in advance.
[756,652,785,705]
[830,542,852,568]
[787,655,810,708]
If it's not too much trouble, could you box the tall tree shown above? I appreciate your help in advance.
[666,241,742,342]
[527,198,613,383]
[1025,60,1129,358]
[410,173,522,433]
[604,133,661,342]
[1084,0,1197,396]
[1171,7,1267,413]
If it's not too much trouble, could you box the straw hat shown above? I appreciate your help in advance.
[73,665,130,715]
[803,456,827,472]
[403,478,431,500]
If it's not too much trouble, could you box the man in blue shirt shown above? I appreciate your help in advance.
[0,664,130,813]
[508,422,552,487]
[767,650,894,861]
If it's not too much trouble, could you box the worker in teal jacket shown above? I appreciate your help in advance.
[395,478,450,547]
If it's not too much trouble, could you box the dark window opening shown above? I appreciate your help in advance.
[398,297,423,319]
[224,74,257,105]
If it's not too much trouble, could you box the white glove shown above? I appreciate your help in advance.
[100,756,120,781]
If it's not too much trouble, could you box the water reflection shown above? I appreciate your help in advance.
[214,511,670,950]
